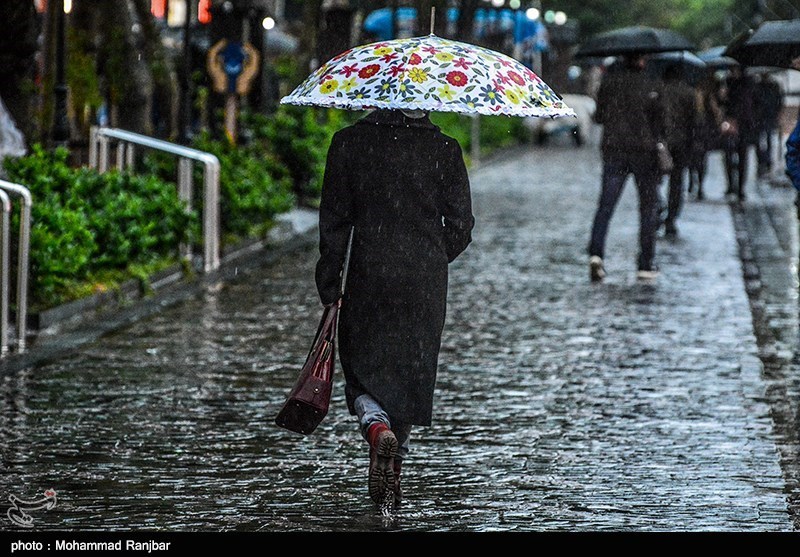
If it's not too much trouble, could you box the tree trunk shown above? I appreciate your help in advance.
[456,0,479,42]
[300,0,324,71]
[0,0,40,145]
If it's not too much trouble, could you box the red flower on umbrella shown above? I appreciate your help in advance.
[320,74,334,82]
[381,52,399,63]
[408,53,422,65]
[421,45,438,55]
[340,64,359,77]
[507,71,526,86]
[358,64,381,79]
[447,70,468,87]
[388,65,406,77]
[331,49,353,62]
[454,57,473,70]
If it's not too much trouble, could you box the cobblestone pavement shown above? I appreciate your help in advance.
[0,139,794,532]
[730,158,800,529]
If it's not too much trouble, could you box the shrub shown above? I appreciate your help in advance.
[3,145,196,307]
[245,106,351,202]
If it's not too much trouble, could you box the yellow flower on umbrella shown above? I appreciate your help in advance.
[408,67,429,83]
[438,84,456,101]
[282,35,575,118]
[504,88,522,105]
[319,79,339,94]
[341,77,357,92]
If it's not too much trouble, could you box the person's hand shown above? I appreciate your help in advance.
[720,119,738,136]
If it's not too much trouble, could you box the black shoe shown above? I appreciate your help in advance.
[664,224,678,238]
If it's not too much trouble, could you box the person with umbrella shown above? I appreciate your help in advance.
[720,64,757,202]
[315,107,474,512]
[281,31,573,512]
[660,63,699,237]
[587,52,668,281]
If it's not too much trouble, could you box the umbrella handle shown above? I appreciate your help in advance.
[339,226,354,298]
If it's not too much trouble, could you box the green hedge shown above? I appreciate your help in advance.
[0,108,528,311]
[3,145,196,307]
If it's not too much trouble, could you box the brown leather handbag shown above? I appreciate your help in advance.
[274,228,353,435]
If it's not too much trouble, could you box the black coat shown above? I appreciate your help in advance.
[315,110,474,426]
[594,67,667,162]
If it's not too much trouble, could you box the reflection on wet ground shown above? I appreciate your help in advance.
[0,147,794,531]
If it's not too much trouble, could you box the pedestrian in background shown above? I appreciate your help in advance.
[315,108,474,512]
[688,71,725,201]
[588,53,667,282]
[721,65,757,202]
[788,113,800,191]
[661,64,698,237]
[787,57,800,198]
[754,71,784,179]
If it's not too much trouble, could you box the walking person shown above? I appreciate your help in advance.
[721,65,757,202]
[755,71,783,178]
[788,112,800,191]
[315,108,474,512]
[688,71,725,201]
[661,64,698,237]
[588,53,667,282]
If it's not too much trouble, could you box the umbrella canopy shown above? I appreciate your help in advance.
[281,35,574,118]
[646,50,706,84]
[575,26,695,58]
[697,46,739,68]
[724,19,800,69]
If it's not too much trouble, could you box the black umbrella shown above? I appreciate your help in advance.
[646,50,707,84]
[725,19,800,69]
[575,26,695,58]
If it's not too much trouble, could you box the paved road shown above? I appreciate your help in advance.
[0,140,794,531]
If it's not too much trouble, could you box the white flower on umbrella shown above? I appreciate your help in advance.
[282,35,574,118]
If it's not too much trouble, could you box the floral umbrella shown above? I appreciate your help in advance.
[281,35,574,118]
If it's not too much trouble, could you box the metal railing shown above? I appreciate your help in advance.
[0,180,31,355]
[89,126,221,273]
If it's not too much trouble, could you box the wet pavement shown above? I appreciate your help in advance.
[0,138,796,531]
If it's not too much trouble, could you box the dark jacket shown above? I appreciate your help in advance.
[662,78,697,153]
[724,73,758,141]
[315,109,474,425]
[594,67,666,162]
[787,117,800,190]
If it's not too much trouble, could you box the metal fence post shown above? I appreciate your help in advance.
[0,182,33,353]
[90,127,221,273]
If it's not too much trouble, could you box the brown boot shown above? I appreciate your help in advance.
[366,423,397,511]
[393,458,403,508]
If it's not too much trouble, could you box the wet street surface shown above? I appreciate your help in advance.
[1,140,796,531]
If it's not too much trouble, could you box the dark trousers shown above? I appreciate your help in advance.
[757,125,776,174]
[665,147,690,230]
[724,134,752,199]
[589,157,660,271]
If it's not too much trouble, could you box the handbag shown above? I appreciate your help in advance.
[656,142,674,174]
[274,227,354,435]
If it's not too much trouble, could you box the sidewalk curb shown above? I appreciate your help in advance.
[729,181,800,529]
[0,208,319,376]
